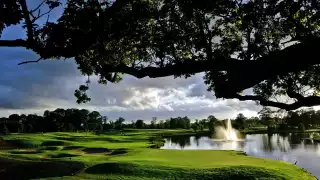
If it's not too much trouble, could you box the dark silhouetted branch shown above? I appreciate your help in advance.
[102,38,320,97]
[234,94,320,111]
[18,0,34,44]
[18,58,43,65]
[0,39,27,47]
[30,0,47,13]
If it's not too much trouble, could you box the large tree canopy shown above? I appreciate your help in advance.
[1,0,320,110]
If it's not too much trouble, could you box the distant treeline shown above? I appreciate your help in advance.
[1,107,320,134]
[0,108,108,134]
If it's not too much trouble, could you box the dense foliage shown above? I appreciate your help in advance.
[2,106,320,134]
[1,0,320,111]
[0,108,107,134]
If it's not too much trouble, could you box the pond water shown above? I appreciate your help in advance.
[161,133,320,178]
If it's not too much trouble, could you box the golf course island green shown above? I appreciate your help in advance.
[0,129,316,180]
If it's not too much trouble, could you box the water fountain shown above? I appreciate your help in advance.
[214,119,239,141]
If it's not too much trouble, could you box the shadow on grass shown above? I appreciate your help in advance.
[39,146,60,151]
[55,136,88,141]
[85,162,288,180]
[1,140,38,149]
[110,148,128,156]
[56,136,145,143]
[82,148,111,154]
[85,162,137,174]
[41,141,68,146]
[62,146,85,150]
[50,153,80,158]
[0,158,85,180]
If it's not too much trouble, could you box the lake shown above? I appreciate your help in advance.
[161,133,320,178]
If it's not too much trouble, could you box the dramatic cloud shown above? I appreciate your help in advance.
[0,46,261,120]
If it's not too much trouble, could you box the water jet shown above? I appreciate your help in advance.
[214,119,240,141]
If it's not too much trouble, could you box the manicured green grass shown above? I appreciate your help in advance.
[0,129,316,180]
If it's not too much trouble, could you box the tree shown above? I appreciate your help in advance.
[135,120,145,129]
[177,117,186,129]
[7,114,21,132]
[246,117,260,127]
[2,1,320,111]
[183,116,191,129]
[235,113,247,129]
[88,111,103,131]
[158,120,165,129]
[151,117,157,129]
[286,111,301,127]
[115,117,125,130]
[259,107,274,126]
[79,109,90,132]
[207,115,218,133]
[53,108,66,131]
[191,123,199,132]
[128,120,135,128]
[2,124,9,135]
[164,120,170,129]
[170,118,178,129]
[102,116,108,125]
[199,119,208,129]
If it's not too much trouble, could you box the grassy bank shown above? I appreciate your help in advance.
[0,129,316,180]
[241,128,320,134]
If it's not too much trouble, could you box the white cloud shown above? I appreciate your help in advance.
[0,48,262,121]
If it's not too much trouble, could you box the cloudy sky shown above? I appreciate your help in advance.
[0,1,262,121]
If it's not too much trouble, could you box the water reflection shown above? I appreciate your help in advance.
[161,133,320,179]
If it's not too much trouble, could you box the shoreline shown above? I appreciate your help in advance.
[155,129,319,180]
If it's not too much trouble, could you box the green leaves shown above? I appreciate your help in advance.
[0,0,23,35]
[46,0,61,9]
[74,85,91,104]
[3,0,320,109]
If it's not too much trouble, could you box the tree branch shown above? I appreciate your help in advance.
[102,38,320,97]
[0,39,27,47]
[218,38,320,97]
[101,57,235,79]
[31,8,54,23]
[30,0,47,13]
[286,77,304,100]
[18,58,43,65]
[234,94,320,111]
[195,11,212,61]
[18,0,34,45]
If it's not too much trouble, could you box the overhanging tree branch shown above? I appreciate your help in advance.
[234,94,320,111]
[102,38,320,95]
[0,39,27,47]
[18,57,43,65]
[18,0,34,45]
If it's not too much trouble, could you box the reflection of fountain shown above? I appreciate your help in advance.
[215,119,239,141]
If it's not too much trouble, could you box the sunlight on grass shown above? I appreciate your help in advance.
[0,130,316,180]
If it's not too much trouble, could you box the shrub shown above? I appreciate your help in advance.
[267,125,276,132]
[298,123,305,132]
[278,124,288,131]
